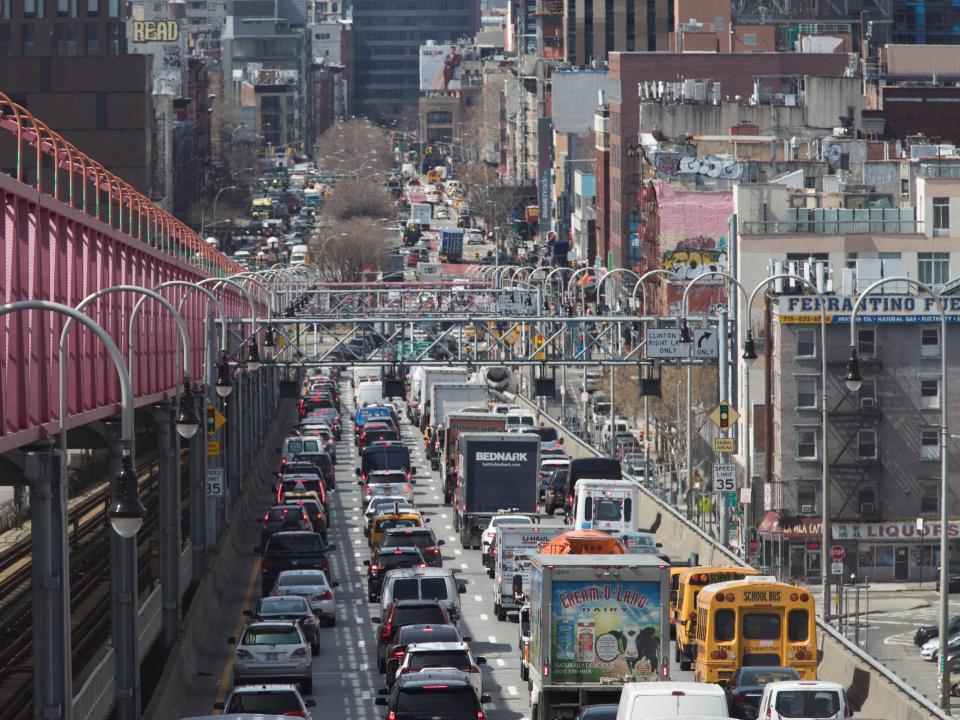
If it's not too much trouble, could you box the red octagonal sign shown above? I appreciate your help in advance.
[830,545,845,562]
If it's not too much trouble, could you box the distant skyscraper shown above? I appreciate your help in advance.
[564,0,673,65]
[893,0,960,44]
[351,0,480,122]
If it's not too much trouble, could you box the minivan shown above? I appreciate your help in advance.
[616,681,728,720]
[379,567,467,627]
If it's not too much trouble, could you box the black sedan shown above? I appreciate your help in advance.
[916,615,960,646]
[364,547,427,602]
[247,595,321,655]
[724,666,800,719]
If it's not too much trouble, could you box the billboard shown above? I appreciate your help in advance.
[549,580,661,683]
[126,18,185,96]
[419,44,463,91]
[775,295,960,324]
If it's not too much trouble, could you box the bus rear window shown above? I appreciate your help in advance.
[788,609,809,642]
[714,608,735,642]
[743,612,781,640]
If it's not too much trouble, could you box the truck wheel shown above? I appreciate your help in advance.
[460,527,469,547]
[680,658,691,671]
[520,662,529,681]
[444,491,452,504]
[674,644,680,663]
[497,607,507,622]
[494,601,501,618]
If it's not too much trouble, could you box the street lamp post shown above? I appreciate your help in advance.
[202,185,239,236]
[847,277,949,709]
[1,300,140,720]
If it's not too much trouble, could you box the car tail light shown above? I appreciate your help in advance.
[429,546,440,554]
[790,593,799,602]
[419,563,427,568]
[465,665,480,673]
[314,589,333,601]
[364,486,372,495]
[303,615,316,625]
[766,708,772,720]
[281,457,287,465]
[270,589,280,597]
[370,563,381,572]
[283,712,308,718]
[380,625,392,639]
[406,469,412,478]
[388,713,396,720]
[476,712,485,720]
[236,649,253,660]
[262,513,269,523]
[392,648,406,658]
[291,647,308,659]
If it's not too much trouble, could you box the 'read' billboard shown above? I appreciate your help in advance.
[420,44,463,91]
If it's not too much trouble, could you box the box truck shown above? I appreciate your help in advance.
[438,228,464,262]
[442,413,507,504]
[455,433,540,548]
[427,383,489,469]
[528,554,670,720]
[493,524,565,621]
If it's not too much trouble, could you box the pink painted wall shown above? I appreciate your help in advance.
[653,181,732,315]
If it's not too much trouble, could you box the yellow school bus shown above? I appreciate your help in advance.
[694,577,817,685]
[674,566,761,670]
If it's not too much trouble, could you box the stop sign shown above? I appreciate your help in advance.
[830,545,845,562]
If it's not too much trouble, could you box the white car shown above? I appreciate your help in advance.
[756,681,850,720]
[922,633,960,660]
[229,622,313,694]
[396,642,487,696]
[481,515,534,564]
[216,683,315,717]
[362,469,415,504]
[271,570,338,625]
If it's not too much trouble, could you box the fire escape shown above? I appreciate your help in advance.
[827,346,883,521]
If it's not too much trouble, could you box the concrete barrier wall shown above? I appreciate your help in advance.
[512,393,947,720]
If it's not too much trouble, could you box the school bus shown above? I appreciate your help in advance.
[674,565,761,670]
[694,577,817,684]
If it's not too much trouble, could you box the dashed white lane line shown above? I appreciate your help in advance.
[362,691,371,701]
[480,613,489,621]
[358,640,365,647]
[460,563,468,569]
[360,663,369,671]
[508,686,518,696]
[496,658,505,667]
[474,595,483,602]
[488,635,498,644]
[355,616,364,624]
[440,513,449,519]
[445,525,452,530]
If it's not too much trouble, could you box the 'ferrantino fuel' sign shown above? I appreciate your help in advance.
[833,521,960,541]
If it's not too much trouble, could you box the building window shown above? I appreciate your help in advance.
[797,481,818,514]
[858,378,877,409]
[107,0,118,15]
[921,427,940,461]
[0,0,9,18]
[58,0,78,16]
[85,21,98,53]
[857,429,878,460]
[933,197,950,236]
[24,0,37,16]
[921,326,940,358]
[920,377,940,409]
[87,0,98,15]
[54,22,78,54]
[0,23,8,55]
[796,329,816,358]
[857,327,876,357]
[796,376,817,409]
[797,428,818,460]
[918,252,949,285]
[921,481,940,514]
[22,23,36,54]
[106,21,121,54]
[743,32,757,46]
[859,487,877,515]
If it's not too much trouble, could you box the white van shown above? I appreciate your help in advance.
[600,418,631,446]
[356,380,384,408]
[573,479,639,535]
[617,681,729,720]
[757,681,850,720]
[290,243,309,264]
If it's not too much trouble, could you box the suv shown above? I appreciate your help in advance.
[380,527,444,568]
[375,669,490,719]
[257,531,337,595]
[365,547,427,602]
[261,505,313,546]
[359,441,412,480]
[372,600,452,673]
[396,642,486,695]
[247,596,321,655]
[384,623,464,687]
[215,683,315,718]
[361,470,415,504]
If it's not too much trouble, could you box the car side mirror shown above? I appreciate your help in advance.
[372,616,382,624]
[305,700,317,708]
[363,560,371,566]
[358,480,364,486]
[253,546,262,554]
[227,636,236,645]
[213,702,225,710]
[458,583,467,594]
[332,581,340,588]
[656,542,663,548]
[424,518,431,523]
[476,656,487,664]
[242,609,252,616]
[481,694,492,704]
[437,539,445,546]
[463,635,472,642]
[375,697,388,706]
[559,437,564,444]
[410,479,417,484]
[326,543,337,551]
[355,468,361,476]
[377,688,390,696]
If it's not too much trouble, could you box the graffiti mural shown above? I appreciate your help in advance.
[661,235,728,282]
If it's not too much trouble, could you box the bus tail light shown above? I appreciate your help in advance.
[725,592,735,602]
[710,649,728,660]
[799,592,809,602]
[790,593,799,602]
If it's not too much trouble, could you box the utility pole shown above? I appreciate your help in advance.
[718,310,730,547]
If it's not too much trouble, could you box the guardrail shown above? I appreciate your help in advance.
[181,541,192,598]
[508,391,950,720]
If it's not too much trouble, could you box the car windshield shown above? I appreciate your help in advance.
[740,668,799,685]
[773,690,842,718]
[408,650,472,669]
[259,598,308,615]
[227,691,302,713]
[396,686,478,713]
[394,606,447,625]
[242,626,301,645]
[266,535,326,553]
[384,532,435,549]
[279,572,327,586]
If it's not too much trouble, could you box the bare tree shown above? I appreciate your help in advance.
[323,178,395,222]
[312,217,389,281]
[314,119,394,177]
[458,162,527,231]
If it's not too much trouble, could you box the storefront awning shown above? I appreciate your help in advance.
[758,511,823,540]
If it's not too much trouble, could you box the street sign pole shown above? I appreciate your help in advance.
[718,309,730,548]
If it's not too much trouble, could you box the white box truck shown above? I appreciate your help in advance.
[493,524,565,621]
[427,382,489,469]
[528,554,670,720]
[572,479,640,536]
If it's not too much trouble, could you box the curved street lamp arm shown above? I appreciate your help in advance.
[200,276,258,341]
[680,270,748,320]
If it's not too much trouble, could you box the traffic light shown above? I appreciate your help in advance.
[206,405,216,435]
[718,403,730,431]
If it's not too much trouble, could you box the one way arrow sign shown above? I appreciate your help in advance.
[691,329,719,358]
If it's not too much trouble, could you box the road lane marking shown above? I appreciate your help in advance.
[474,595,483,602]
[362,691,371,701]
[508,686,518,696]
[496,658,505,667]
[460,563,468,570]
[488,636,497,644]
[454,549,462,555]
[480,613,489,621]
[212,556,261,707]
